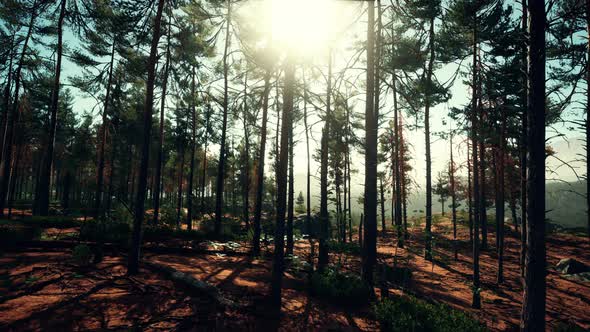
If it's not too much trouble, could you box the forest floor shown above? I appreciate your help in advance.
[0,215,589,331]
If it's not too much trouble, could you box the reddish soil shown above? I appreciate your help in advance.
[1,218,588,331]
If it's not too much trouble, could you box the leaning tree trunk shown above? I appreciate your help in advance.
[270,59,294,314]
[0,5,36,216]
[252,70,271,256]
[34,0,66,216]
[128,0,166,275]
[214,0,231,237]
[362,0,377,287]
[521,0,546,329]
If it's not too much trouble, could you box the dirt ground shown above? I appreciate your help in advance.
[0,219,588,331]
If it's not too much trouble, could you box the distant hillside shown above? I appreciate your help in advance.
[293,172,587,229]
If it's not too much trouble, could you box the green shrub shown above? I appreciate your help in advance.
[72,244,93,267]
[0,224,42,246]
[381,265,412,287]
[327,241,361,255]
[143,225,206,243]
[199,216,242,239]
[79,219,130,244]
[311,267,371,306]
[374,296,486,332]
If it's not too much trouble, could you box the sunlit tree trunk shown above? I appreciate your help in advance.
[424,15,435,261]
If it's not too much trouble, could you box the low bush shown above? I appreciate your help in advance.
[199,216,242,240]
[374,295,486,332]
[0,224,42,246]
[72,244,93,267]
[381,265,412,287]
[79,219,130,244]
[310,267,371,306]
[143,225,206,243]
[327,241,361,255]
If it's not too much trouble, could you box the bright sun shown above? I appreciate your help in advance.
[239,0,355,59]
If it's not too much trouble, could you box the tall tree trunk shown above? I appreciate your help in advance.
[471,22,481,310]
[215,0,231,236]
[497,106,506,284]
[0,5,36,216]
[450,133,457,260]
[480,139,488,250]
[128,0,166,275]
[318,49,333,271]
[34,0,66,216]
[393,67,403,245]
[424,15,435,261]
[520,0,528,278]
[252,70,271,256]
[586,0,590,239]
[380,177,386,233]
[362,0,377,287]
[1,35,14,169]
[94,41,116,218]
[186,67,197,231]
[467,140,473,243]
[177,145,185,228]
[286,121,294,255]
[153,16,172,224]
[242,72,250,229]
[200,107,210,214]
[521,0,546,328]
[270,59,294,314]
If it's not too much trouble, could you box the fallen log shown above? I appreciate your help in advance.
[2,240,249,257]
[142,260,235,309]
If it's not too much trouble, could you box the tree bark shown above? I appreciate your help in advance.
[94,41,116,218]
[521,0,546,328]
[215,0,231,236]
[153,16,172,224]
[0,5,36,216]
[270,59,294,313]
[318,49,333,271]
[34,0,66,216]
[424,15,435,261]
[186,66,197,231]
[471,21,481,310]
[362,0,377,287]
[128,0,166,275]
[252,70,271,256]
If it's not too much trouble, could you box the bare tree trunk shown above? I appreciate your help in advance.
[177,146,185,228]
[186,67,197,231]
[153,17,172,224]
[286,125,294,255]
[471,22,481,310]
[521,0,546,328]
[318,49,333,271]
[362,0,377,287]
[34,0,66,216]
[520,0,528,278]
[95,41,116,219]
[270,59,294,314]
[424,15,436,261]
[380,177,386,233]
[0,5,36,216]
[128,0,166,275]
[252,70,271,256]
[215,0,231,236]
[450,133,457,260]
[497,106,506,284]
[200,107,210,214]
